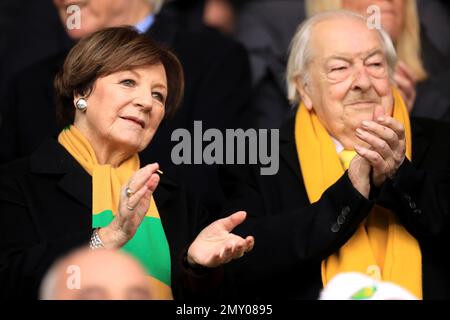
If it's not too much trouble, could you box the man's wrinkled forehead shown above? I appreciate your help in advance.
[310,17,385,61]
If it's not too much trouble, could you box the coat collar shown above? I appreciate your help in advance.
[410,117,431,167]
[29,137,178,210]
[279,114,303,182]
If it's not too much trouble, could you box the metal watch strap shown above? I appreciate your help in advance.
[89,228,104,250]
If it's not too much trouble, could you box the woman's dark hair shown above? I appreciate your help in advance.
[54,26,184,127]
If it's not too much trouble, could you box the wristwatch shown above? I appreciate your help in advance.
[89,228,104,250]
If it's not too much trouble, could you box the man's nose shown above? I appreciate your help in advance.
[351,66,373,92]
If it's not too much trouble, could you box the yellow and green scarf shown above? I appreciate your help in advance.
[295,87,422,299]
[58,125,173,299]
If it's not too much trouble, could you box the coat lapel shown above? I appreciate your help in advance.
[279,116,303,182]
[411,118,431,167]
[30,137,92,210]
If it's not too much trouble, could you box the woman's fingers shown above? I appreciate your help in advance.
[126,163,159,197]
[218,236,254,263]
[125,185,148,212]
[245,236,255,253]
[145,172,160,193]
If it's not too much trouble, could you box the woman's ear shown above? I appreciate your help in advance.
[295,78,313,111]
[73,94,81,108]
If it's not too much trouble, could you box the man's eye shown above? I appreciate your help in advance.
[331,66,347,72]
[369,62,382,67]
[120,79,136,86]
[152,92,165,104]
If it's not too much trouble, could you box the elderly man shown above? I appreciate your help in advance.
[221,10,450,299]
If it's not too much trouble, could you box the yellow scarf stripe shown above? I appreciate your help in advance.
[58,126,173,299]
[295,87,422,298]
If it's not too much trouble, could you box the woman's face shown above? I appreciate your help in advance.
[74,64,167,156]
[342,0,405,43]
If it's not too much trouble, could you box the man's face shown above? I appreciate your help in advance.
[298,17,393,150]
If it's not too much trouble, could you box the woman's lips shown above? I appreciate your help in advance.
[120,116,145,129]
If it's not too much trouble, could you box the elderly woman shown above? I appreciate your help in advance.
[0,26,253,300]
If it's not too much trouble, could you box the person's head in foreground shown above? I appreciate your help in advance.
[40,247,152,300]
[320,272,418,300]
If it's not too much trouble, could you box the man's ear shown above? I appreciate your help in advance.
[295,77,313,111]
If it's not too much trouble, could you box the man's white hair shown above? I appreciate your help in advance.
[286,10,397,104]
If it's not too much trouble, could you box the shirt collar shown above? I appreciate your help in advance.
[331,136,344,153]
[135,14,155,34]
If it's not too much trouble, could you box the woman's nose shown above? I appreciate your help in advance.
[133,89,153,112]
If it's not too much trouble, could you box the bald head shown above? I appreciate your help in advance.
[40,248,152,300]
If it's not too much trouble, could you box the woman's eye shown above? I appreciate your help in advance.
[120,79,136,87]
[152,92,165,104]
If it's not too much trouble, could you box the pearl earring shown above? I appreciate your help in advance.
[75,98,88,112]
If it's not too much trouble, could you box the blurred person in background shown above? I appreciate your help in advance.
[306,0,450,120]
[417,0,450,60]
[233,0,306,129]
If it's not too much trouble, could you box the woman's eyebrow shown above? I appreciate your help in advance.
[118,69,141,78]
[152,83,168,91]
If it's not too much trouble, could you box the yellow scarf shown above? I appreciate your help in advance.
[58,125,173,299]
[295,88,422,299]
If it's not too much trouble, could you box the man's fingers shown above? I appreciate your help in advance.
[372,104,385,122]
[375,117,405,140]
[360,120,400,150]
[354,145,385,172]
[356,128,392,160]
